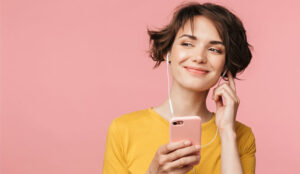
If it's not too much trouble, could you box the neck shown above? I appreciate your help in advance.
[159,80,213,123]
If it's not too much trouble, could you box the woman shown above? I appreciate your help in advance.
[103,2,256,174]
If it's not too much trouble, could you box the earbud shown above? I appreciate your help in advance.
[166,52,171,64]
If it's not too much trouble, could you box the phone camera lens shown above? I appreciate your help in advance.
[173,122,177,125]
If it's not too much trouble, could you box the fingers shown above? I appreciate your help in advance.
[214,84,235,101]
[166,164,194,174]
[160,140,191,154]
[176,165,195,174]
[214,86,238,107]
[163,154,200,171]
[212,83,240,105]
[166,144,201,162]
[156,141,200,173]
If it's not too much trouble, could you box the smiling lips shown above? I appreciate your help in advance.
[184,66,209,75]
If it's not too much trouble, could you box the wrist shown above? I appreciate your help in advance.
[219,127,236,141]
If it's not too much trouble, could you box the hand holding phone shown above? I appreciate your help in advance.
[146,140,201,174]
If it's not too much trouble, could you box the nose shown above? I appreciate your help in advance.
[192,46,207,63]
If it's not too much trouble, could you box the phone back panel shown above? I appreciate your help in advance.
[169,116,201,145]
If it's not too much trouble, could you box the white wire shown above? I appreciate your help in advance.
[166,53,174,117]
[166,53,226,174]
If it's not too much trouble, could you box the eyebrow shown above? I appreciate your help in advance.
[179,34,224,45]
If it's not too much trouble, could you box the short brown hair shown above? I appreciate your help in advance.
[147,1,253,80]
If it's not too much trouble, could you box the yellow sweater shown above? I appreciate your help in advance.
[103,107,256,174]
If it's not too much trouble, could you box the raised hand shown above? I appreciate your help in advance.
[212,71,240,135]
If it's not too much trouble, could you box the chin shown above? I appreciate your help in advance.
[180,79,214,92]
[186,84,212,92]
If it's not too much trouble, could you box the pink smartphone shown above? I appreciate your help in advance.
[169,116,202,146]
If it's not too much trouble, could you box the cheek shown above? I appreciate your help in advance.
[172,48,189,63]
[169,50,187,77]
[210,56,226,72]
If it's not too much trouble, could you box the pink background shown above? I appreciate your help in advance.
[1,0,300,173]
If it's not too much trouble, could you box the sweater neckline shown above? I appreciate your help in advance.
[148,107,216,130]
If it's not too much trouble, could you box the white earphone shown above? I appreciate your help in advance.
[166,52,174,115]
[217,68,228,86]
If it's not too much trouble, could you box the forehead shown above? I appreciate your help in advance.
[176,15,222,41]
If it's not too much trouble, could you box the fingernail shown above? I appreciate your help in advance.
[195,145,201,150]
[184,140,191,145]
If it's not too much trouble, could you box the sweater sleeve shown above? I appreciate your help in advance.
[240,128,256,174]
[102,119,129,174]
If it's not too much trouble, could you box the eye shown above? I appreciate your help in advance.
[181,42,193,47]
[209,48,222,54]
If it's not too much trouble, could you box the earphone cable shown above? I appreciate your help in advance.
[166,53,223,174]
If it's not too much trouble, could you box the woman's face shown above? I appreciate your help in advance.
[168,15,226,92]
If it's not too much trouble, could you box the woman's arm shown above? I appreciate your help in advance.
[102,119,130,174]
[213,71,255,174]
[220,128,243,174]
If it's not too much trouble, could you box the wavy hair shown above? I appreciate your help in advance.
[147,1,253,80]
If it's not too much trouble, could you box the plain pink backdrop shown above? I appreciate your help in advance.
[1,0,300,173]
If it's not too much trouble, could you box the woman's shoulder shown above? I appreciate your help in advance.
[114,107,151,121]
[234,120,255,137]
[109,107,153,129]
